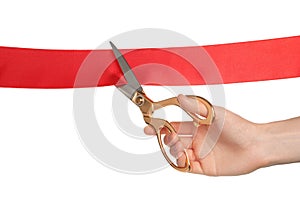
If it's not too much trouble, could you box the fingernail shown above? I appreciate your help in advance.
[177,94,187,103]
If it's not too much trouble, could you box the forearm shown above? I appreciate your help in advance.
[260,117,300,167]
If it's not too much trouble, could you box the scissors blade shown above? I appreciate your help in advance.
[110,41,143,99]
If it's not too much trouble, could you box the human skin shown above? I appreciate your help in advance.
[144,94,300,176]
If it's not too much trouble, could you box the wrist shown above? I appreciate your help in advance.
[248,123,272,169]
[257,120,300,167]
[256,123,279,167]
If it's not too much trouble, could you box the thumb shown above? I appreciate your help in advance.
[177,94,208,117]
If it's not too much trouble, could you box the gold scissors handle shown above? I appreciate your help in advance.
[132,92,215,172]
[154,95,215,125]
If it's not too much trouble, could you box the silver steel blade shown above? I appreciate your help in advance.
[110,41,143,99]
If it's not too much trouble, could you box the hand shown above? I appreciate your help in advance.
[144,94,266,176]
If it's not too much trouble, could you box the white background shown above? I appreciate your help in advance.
[1,0,300,199]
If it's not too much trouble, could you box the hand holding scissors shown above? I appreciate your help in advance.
[110,42,215,172]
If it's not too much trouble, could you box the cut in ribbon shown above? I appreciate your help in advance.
[0,36,299,88]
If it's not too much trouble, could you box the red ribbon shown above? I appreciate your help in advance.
[0,36,300,88]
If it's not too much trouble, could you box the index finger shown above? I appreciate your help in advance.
[178,94,208,117]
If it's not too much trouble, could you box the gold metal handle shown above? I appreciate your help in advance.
[133,92,215,172]
[154,95,215,125]
[144,117,191,172]
[150,95,214,172]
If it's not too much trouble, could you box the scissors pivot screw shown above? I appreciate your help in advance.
[134,95,145,106]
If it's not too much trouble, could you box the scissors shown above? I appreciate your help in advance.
[110,42,215,172]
